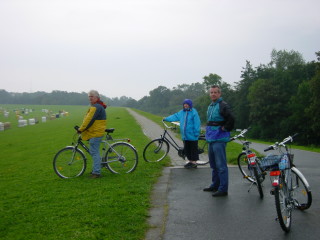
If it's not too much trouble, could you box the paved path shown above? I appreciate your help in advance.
[127,108,320,240]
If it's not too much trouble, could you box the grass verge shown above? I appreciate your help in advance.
[0,105,167,240]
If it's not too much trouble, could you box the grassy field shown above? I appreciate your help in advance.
[0,105,169,240]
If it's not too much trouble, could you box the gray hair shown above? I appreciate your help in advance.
[88,90,100,98]
[210,85,221,93]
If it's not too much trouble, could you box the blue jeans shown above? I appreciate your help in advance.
[208,142,228,192]
[89,137,103,175]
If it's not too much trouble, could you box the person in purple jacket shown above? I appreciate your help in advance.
[163,99,201,169]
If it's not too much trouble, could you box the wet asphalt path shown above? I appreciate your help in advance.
[127,109,320,240]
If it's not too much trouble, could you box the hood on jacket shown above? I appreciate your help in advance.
[183,99,193,109]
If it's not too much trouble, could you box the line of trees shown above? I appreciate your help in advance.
[0,90,132,107]
[1,49,319,145]
[126,49,320,146]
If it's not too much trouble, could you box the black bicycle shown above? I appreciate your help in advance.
[53,127,138,178]
[143,120,208,165]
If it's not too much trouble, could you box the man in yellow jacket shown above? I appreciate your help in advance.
[78,90,107,178]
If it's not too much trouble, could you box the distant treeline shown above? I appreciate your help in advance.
[1,49,319,145]
[0,90,132,107]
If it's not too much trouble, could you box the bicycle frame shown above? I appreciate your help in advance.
[70,132,134,163]
[159,121,186,158]
[160,128,183,152]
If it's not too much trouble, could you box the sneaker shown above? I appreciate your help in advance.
[184,162,197,169]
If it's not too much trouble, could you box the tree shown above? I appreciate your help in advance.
[247,78,284,139]
[270,49,305,70]
[305,52,320,143]
[203,73,222,90]
[233,61,257,129]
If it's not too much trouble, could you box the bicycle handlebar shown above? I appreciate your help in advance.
[264,133,298,152]
[162,119,176,130]
[230,127,251,141]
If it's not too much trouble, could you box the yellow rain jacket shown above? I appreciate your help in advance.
[79,103,106,141]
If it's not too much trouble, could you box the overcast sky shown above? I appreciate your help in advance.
[0,0,319,100]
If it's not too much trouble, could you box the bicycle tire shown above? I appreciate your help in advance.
[291,168,312,210]
[53,147,87,179]
[274,177,292,233]
[143,139,169,162]
[237,152,255,182]
[104,142,138,174]
[253,166,264,199]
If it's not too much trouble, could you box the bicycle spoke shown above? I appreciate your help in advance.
[53,147,86,178]
[105,142,138,174]
[143,139,169,162]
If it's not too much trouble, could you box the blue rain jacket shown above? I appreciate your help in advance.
[164,108,201,141]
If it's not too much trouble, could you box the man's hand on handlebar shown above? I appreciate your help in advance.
[74,126,81,134]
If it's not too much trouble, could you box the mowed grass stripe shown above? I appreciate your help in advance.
[0,105,169,240]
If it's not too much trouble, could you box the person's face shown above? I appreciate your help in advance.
[89,95,99,104]
[209,87,221,102]
[183,103,190,109]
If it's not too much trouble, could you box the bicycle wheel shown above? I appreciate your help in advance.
[253,166,264,199]
[291,168,312,210]
[143,139,169,162]
[237,152,255,182]
[104,142,138,174]
[274,176,292,233]
[53,147,86,179]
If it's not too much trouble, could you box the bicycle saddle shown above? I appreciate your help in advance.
[105,128,115,133]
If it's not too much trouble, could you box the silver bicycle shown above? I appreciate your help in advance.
[53,127,138,178]
[262,134,312,232]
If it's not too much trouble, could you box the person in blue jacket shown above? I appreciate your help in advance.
[203,85,235,197]
[163,99,201,169]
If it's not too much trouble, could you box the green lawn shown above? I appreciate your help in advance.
[0,105,169,240]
